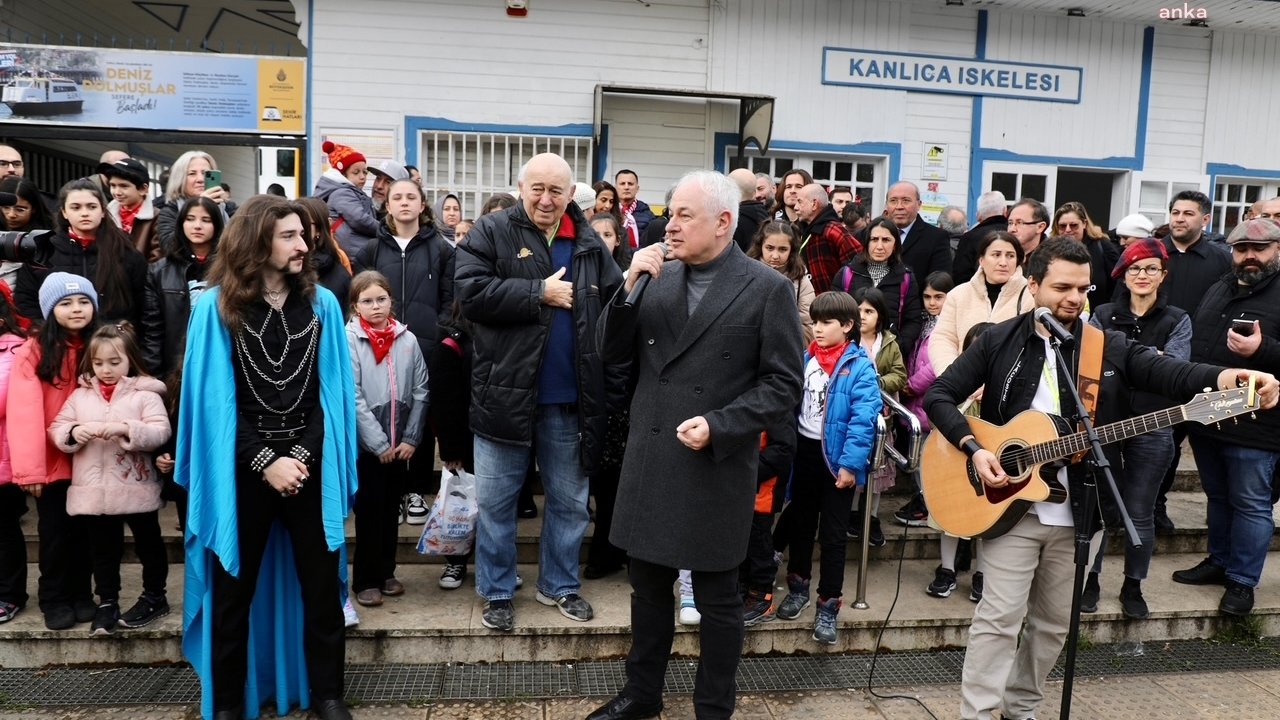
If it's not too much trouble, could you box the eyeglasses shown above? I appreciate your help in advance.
[1057,221,1082,231]
[0,160,23,169]
[1125,265,1164,276]
[357,296,391,307]
[1008,219,1043,228]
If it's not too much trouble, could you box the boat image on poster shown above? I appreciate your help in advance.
[2,74,84,116]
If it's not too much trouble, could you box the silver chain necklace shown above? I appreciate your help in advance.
[235,305,321,415]
[242,303,317,371]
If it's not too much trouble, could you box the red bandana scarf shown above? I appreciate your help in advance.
[808,340,850,377]
[360,317,396,364]
[118,204,141,234]
[69,231,95,249]
[100,382,117,402]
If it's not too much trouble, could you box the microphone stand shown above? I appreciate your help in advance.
[1047,331,1141,719]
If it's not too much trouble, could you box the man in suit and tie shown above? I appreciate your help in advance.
[886,180,954,288]
[588,170,804,720]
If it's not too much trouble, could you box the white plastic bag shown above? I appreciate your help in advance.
[417,467,478,556]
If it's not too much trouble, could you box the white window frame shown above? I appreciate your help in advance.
[1211,176,1280,237]
[1129,172,1210,229]
[727,148,887,214]
[983,161,1057,208]
[416,130,593,219]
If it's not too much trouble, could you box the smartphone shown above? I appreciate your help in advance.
[1231,318,1256,337]
[203,169,222,188]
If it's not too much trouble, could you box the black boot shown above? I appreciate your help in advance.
[1081,572,1100,613]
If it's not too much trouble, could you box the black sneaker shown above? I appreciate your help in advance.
[868,517,886,548]
[1220,581,1254,616]
[926,566,957,598]
[1173,557,1227,586]
[481,599,515,631]
[1119,579,1148,620]
[1153,507,1175,535]
[743,589,775,627]
[90,602,119,637]
[438,563,466,590]
[969,571,984,603]
[43,604,75,631]
[893,494,929,527]
[118,594,170,629]
[846,510,862,539]
[536,591,594,622]
[1080,573,1100,613]
[73,598,97,624]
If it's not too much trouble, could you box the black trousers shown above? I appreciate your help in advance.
[353,453,408,592]
[211,471,344,711]
[623,558,743,719]
[586,465,627,569]
[0,484,28,608]
[739,511,777,595]
[35,481,92,612]
[784,437,854,599]
[86,511,167,603]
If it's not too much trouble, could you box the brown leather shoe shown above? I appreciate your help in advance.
[355,588,382,607]
[382,578,405,596]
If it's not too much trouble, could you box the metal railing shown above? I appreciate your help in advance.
[851,391,924,610]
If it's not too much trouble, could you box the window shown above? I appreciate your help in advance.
[417,131,593,218]
[727,149,884,212]
[1213,179,1280,237]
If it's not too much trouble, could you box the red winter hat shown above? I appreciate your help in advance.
[322,140,366,172]
[1111,237,1168,279]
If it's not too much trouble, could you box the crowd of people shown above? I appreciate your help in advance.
[1,138,1279,720]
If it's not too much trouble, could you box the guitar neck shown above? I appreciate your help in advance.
[1027,406,1185,464]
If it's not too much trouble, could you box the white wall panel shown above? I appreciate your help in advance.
[1204,32,1280,170]
[1143,26,1211,175]
[979,14,1144,160]
[602,95,710,203]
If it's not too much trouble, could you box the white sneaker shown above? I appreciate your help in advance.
[678,596,701,626]
[342,597,360,628]
[405,493,428,525]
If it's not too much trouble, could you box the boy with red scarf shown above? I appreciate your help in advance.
[776,291,881,645]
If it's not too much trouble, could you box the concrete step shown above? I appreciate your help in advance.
[18,489,1272,565]
[1,550,1276,668]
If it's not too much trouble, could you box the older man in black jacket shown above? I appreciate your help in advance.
[1174,218,1280,616]
[455,153,624,633]
[925,237,1277,720]
[589,170,803,720]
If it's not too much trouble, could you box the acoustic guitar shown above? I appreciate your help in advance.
[921,386,1260,539]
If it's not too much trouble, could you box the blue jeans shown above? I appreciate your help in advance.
[1190,437,1279,588]
[1092,429,1173,581]
[473,404,590,602]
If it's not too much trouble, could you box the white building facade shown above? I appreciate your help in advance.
[303,0,1280,233]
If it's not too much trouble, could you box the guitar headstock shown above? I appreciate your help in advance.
[1184,386,1259,426]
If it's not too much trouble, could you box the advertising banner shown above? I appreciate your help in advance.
[0,43,305,134]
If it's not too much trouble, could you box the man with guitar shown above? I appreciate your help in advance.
[923,237,1280,720]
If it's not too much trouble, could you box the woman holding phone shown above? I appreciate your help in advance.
[154,151,230,256]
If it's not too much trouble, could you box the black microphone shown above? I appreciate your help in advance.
[623,242,669,307]
[1034,306,1075,345]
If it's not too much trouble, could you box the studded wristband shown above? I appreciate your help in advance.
[289,445,313,465]
[251,447,277,473]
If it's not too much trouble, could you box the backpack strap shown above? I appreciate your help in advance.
[442,336,463,357]
[839,266,853,293]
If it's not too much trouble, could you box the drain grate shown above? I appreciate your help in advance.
[3,638,1279,707]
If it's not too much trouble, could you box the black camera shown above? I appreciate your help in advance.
[0,230,51,264]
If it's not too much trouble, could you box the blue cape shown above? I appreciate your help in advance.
[176,286,357,720]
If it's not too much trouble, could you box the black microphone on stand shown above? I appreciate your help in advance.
[623,242,669,307]
[1034,306,1075,345]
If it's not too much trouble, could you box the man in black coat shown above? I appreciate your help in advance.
[953,190,1008,282]
[885,181,954,289]
[455,153,624,633]
[589,171,803,720]
[729,168,768,251]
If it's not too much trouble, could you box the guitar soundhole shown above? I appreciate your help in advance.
[999,444,1026,478]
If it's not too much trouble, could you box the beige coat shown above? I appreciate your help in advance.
[928,267,1031,375]
[795,274,816,344]
[49,375,171,516]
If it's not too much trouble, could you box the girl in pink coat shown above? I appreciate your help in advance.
[49,323,171,636]
[0,284,30,625]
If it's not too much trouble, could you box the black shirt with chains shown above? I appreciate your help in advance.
[231,291,325,475]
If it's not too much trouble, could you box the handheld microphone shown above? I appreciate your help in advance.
[1034,306,1075,345]
[623,242,669,307]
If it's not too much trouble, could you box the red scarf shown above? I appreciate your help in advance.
[620,200,639,249]
[99,381,117,402]
[118,204,141,234]
[360,317,396,364]
[69,231,96,249]
[808,340,850,377]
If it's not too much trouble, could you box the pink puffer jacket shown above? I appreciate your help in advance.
[48,375,170,516]
[0,333,27,485]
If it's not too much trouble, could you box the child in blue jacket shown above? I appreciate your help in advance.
[776,291,882,645]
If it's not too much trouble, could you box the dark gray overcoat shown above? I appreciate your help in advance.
[598,244,803,571]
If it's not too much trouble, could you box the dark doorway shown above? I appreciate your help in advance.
[1056,169,1118,228]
